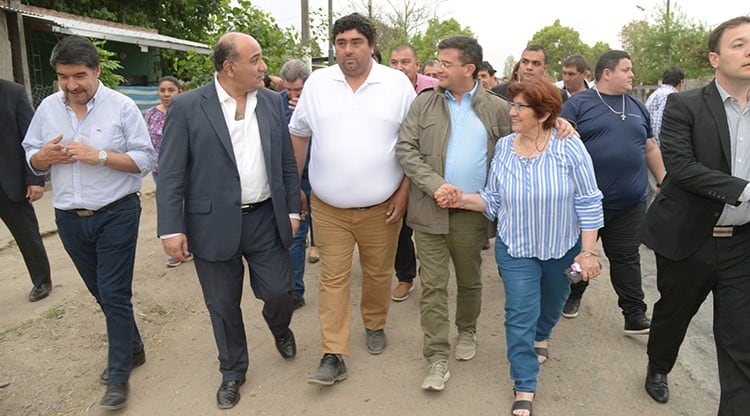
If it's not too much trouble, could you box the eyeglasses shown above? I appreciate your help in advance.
[438,61,466,69]
[510,102,533,112]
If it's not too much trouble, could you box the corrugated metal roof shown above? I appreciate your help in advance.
[3,5,211,54]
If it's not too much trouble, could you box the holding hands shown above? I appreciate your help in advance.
[434,183,462,208]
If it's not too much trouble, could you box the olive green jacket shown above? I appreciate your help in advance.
[396,84,512,235]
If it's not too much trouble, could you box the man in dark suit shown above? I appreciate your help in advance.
[640,16,750,414]
[156,32,301,410]
[0,79,52,302]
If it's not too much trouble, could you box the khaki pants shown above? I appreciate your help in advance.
[415,210,488,363]
[311,194,401,355]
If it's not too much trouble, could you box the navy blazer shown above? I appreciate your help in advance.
[0,79,44,202]
[156,83,301,261]
[640,80,748,260]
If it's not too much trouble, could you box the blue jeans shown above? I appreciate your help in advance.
[55,195,144,384]
[495,237,578,392]
[288,176,311,300]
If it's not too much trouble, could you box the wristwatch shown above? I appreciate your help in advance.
[98,150,108,166]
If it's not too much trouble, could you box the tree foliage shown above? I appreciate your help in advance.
[94,40,125,88]
[527,19,607,81]
[24,0,224,42]
[173,0,312,89]
[619,2,711,84]
[409,18,475,63]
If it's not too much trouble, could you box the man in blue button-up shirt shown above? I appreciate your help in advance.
[23,35,154,412]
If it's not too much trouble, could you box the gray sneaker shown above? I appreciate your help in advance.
[455,329,477,361]
[307,354,347,386]
[366,329,387,354]
[421,359,450,391]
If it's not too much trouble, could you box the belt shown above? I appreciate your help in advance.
[64,193,139,217]
[449,208,470,215]
[712,222,750,238]
[241,199,270,214]
[353,203,379,210]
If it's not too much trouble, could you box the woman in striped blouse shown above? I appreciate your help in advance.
[439,79,604,416]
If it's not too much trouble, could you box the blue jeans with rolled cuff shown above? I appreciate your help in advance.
[495,237,579,393]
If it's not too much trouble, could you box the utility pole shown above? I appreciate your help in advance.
[301,0,310,47]
[328,0,334,65]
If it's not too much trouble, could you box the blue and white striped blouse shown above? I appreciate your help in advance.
[479,129,604,260]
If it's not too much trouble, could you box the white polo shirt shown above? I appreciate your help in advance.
[289,61,416,208]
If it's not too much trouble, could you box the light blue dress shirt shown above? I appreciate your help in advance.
[23,82,155,210]
[444,81,488,193]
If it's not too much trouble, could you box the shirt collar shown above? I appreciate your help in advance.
[214,76,257,103]
[331,58,384,85]
[60,80,104,112]
[714,79,733,103]
[444,80,479,103]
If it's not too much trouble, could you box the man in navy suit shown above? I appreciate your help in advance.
[0,79,52,302]
[641,16,750,413]
[156,32,301,409]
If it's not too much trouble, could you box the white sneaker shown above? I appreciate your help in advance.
[421,359,450,391]
[455,329,477,361]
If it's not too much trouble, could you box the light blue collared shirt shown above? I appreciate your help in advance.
[715,80,750,225]
[480,129,604,260]
[23,81,155,210]
[444,81,488,193]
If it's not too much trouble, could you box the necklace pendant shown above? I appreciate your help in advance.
[620,113,626,121]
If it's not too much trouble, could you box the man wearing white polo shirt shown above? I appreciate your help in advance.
[289,12,415,386]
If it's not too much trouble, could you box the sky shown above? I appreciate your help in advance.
[250,0,749,73]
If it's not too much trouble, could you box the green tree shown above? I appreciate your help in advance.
[173,0,310,89]
[94,40,124,88]
[527,19,603,81]
[25,0,224,42]
[409,18,475,64]
[619,2,711,84]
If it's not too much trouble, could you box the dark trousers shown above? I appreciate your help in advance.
[648,231,750,415]
[567,203,647,317]
[0,186,51,288]
[395,217,416,282]
[55,196,143,384]
[289,176,311,300]
[193,201,294,382]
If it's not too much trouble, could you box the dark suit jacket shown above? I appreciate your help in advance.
[0,79,43,202]
[156,83,301,261]
[640,80,748,260]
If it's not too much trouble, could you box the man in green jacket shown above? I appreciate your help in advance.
[396,36,511,392]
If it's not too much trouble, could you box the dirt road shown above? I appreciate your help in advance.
[0,188,718,415]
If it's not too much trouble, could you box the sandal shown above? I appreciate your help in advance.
[534,347,549,365]
[512,390,534,416]
[511,400,533,416]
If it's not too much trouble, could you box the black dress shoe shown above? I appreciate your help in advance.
[645,367,669,403]
[100,382,129,410]
[217,378,245,409]
[275,329,296,359]
[28,282,51,302]
[100,350,146,384]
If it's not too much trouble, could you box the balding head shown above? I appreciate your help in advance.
[214,32,267,96]
[214,32,259,73]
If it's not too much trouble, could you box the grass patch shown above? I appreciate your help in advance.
[148,305,169,316]
[43,306,65,319]
[0,320,34,340]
